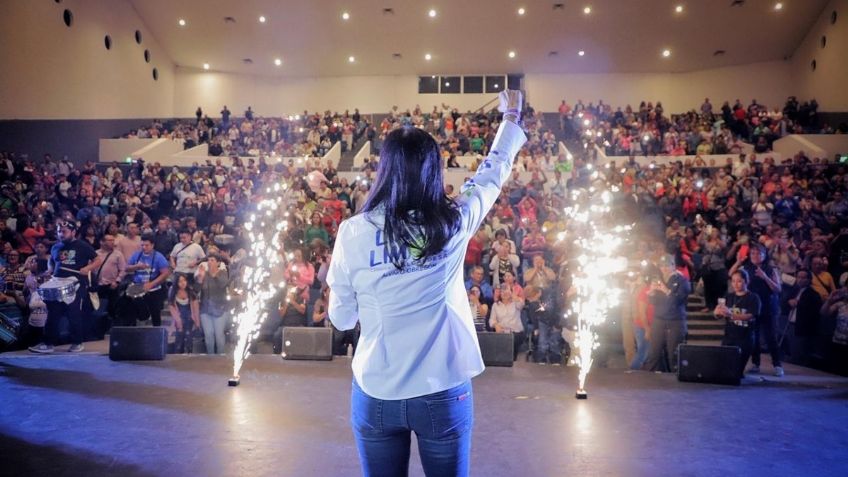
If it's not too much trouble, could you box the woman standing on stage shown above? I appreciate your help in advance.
[327,90,526,477]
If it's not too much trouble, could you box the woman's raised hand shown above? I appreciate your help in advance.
[498,90,523,116]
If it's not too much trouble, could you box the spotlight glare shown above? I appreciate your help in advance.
[518,7,526,15]
[348,55,355,63]
[203,63,210,70]
[178,19,186,27]
[274,58,282,66]
[258,15,266,23]
[675,5,684,13]
[428,9,437,18]
[578,50,585,56]
[583,5,592,14]
[424,53,432,61]
[774,2,783,11]
[662,49,671,58]
[508,50,516,58]
[342,12,350,20]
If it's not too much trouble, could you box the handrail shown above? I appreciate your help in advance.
[474,96,500,114]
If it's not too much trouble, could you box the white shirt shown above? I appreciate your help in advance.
[170,242,206,274]
[489,300,524,333]
[327,120,526,400]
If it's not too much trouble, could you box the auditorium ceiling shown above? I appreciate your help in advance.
[130,0,830,76]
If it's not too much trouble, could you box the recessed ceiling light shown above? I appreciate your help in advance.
[203,63,210,70]
[508,50,516,58]
[274,58,282,66]
[342,12,350,20]
[675,5,684,13]
[583,5,592,15]
[178,19,186,27]
[348,55,355,63]
[774,2,783,10]
[428,9,437,18]
[578,50,585,56]
[258,15,266,23]
[518,7,526,15]
[662,49,671,57]
[424,53,432,61]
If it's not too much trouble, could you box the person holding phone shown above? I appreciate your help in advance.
[327,90,526,476]
[715,270,761,378]
[730,243,784,376]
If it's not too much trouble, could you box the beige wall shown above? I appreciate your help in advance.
[0,0,175,119]
[173,69,502,117]
[791,0,848,111]
[174,61,796,117]
[527,61,795,114]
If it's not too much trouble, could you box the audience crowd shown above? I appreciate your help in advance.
[1,97,846,377]
[558,96,844,158]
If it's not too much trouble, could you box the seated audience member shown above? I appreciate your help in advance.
[467,285,489,332]
[489,284,526,360]
[465,265,494,305]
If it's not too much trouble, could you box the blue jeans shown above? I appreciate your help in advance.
[200,312,227,354]
[534,321,562,364]
[351,379,473,477]
[630,326,649,370]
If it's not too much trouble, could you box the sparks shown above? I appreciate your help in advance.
[561,187,631,394]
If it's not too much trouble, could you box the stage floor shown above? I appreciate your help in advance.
[2,342,848,477]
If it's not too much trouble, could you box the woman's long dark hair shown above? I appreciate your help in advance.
[168,274,197,305]
[361,127,461,269]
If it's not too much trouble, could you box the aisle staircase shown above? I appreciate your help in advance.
[337,135,367,171]
[686,294,724,346]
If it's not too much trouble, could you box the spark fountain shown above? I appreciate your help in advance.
[562,187,630,399]
[229,181,292,385]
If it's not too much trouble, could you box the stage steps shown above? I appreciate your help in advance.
[685,294,725,345]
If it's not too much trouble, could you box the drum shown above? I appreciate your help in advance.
[38,277,80,303]
[125,283,148,299]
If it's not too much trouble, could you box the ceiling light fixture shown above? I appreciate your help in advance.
[508,50,516,58]
[578,50,585,56]
[518,7,526,15]
[445,81,450,87]
[662,49,671,57]
[583,6,592,15]
[258,15,266,23]
[675,5,684,13]
[178,19,186,26]
[348,55,355,63]
[274,58,282,66]
[774,2,783,10]
[342,12,350,20]
[203,63,210,70]
[424,53,432,61]
[428,9,437,18]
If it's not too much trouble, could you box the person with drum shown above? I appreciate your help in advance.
[126,234,171,327]
[29,221,102,354]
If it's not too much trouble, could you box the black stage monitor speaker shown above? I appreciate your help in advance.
[677,344,741,386]
[109,326,167,361]
[477,332,514,367]
[282,327,333,361]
